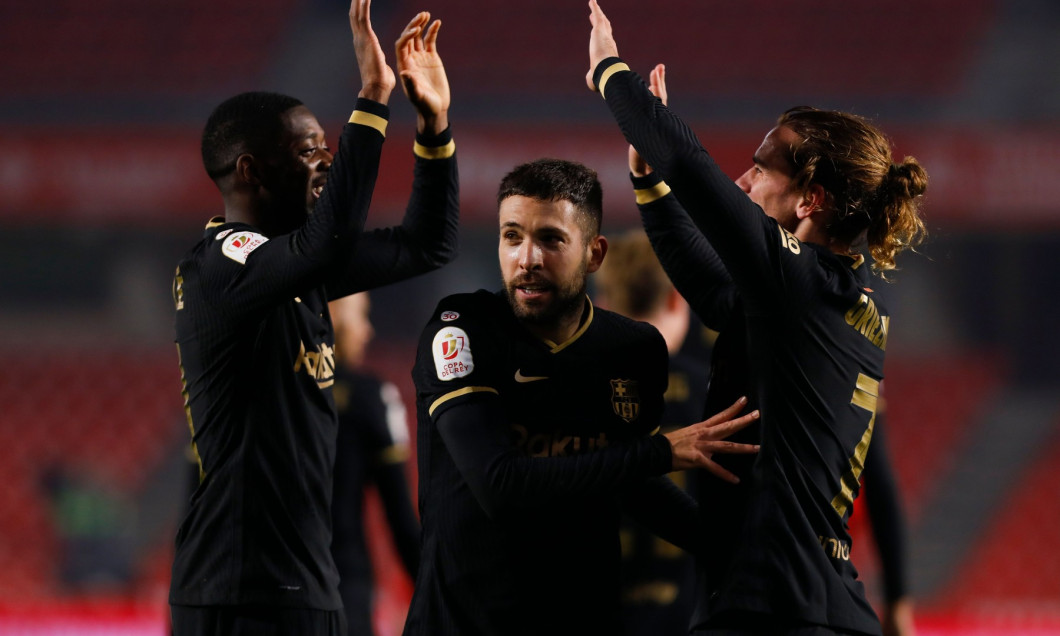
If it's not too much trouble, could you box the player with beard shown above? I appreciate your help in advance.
[170,2,458,634]
[404,158,760,636]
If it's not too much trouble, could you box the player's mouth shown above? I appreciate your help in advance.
[514,280,553,301]
[311,179,326,199]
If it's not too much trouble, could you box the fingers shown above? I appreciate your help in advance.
[701,440,760,455]
[702,410,760,442]
[423,18,441,52]
[396,13,427,52]
[350,0,372,28]
[702,458,742,485]
[701,396,748,427]
[650,63,668,105]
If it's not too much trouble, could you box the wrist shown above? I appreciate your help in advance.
[359,82,393,105]
[417,111,449,136]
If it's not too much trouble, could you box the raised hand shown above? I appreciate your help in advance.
[396,12,450,135]
[664,397,760,482]
[586,0,620,91]
[349,0,396,103]
[629,63,667,176]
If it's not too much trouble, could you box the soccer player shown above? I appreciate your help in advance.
[585,2,928,634]
[594,229,714,635]
[404,158,760,636]
[170,2,457,634]
[620,66,918,636]
[329,292,420,636]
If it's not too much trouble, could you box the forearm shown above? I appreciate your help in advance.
[864,418,910,601]
[620,475,699,553]
[375,461,421,577]
[437,399,672,520]
[634,172,738,329]
[294,98,388,260]
[593,60,774,289]
[326,125,458,296]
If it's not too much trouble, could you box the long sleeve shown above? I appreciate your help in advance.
[633,171,739,331]
[326,125,459,297]
[436,397,673,520]
[862,412,909,602]
[594,59,789,308]
[620,475,699,553]
[198,98,387,320]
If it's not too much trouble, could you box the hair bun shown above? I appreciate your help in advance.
[887,157,928,199]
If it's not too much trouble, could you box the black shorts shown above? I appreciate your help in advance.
[171,605,347,636]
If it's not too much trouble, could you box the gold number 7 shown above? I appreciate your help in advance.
[831,373,879,518]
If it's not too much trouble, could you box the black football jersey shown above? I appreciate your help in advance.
[600,60,886,635]
[170,101,458,610]
[404,290,673,636]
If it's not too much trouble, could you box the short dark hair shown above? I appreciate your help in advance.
[201,91,304,181]
[497,158,603,237]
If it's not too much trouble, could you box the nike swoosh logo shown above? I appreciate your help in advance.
[514,369,549,383]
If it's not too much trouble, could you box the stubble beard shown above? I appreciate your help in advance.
[505,267,588,330]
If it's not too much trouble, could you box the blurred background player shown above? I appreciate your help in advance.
[330,292,420,636]
[593,228,714,636]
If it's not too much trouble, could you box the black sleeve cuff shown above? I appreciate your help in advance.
[631,172,664,189]
[416,125,453,148]
[354,98,390,120]
[592,56,626,89]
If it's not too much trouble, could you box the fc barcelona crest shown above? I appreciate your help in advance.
[610,379,640,423]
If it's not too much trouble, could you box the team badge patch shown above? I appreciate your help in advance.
[433,326,473,380]
[610,379,640,422]
[215,228,234,241]
[440,311,460,322]
[221,231,268,264]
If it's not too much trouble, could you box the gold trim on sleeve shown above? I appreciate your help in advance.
[428,386,499,416]
[634,181,672,205]
[349,110,388,137]
[599,62,631,99]
[414,139,456,159]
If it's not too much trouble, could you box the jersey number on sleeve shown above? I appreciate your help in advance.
[831,372,879,518]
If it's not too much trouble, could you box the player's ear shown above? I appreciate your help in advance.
[234,154,263,186]
[586,234,608,274]
[796,183,826,221]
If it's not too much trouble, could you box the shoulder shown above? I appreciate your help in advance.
[419,290,507,340]
[415,290,509,389]
[593,306,665,349]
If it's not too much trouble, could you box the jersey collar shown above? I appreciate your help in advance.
[541,295,594,354]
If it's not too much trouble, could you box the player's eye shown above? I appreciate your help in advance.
[300,147,317,157]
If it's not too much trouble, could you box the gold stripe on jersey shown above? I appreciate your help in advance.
[598,62,631,99]
[429,386,499,416]
[635,181,672,205]
[350,110,388,137]
[205,216,225,229]
[378,444,411,465]
[414,139,456,159]
[543,297,594,354]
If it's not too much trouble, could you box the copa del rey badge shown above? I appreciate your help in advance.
[610,379,640,422]
[433,326,473,381]
[221,231,268,265]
